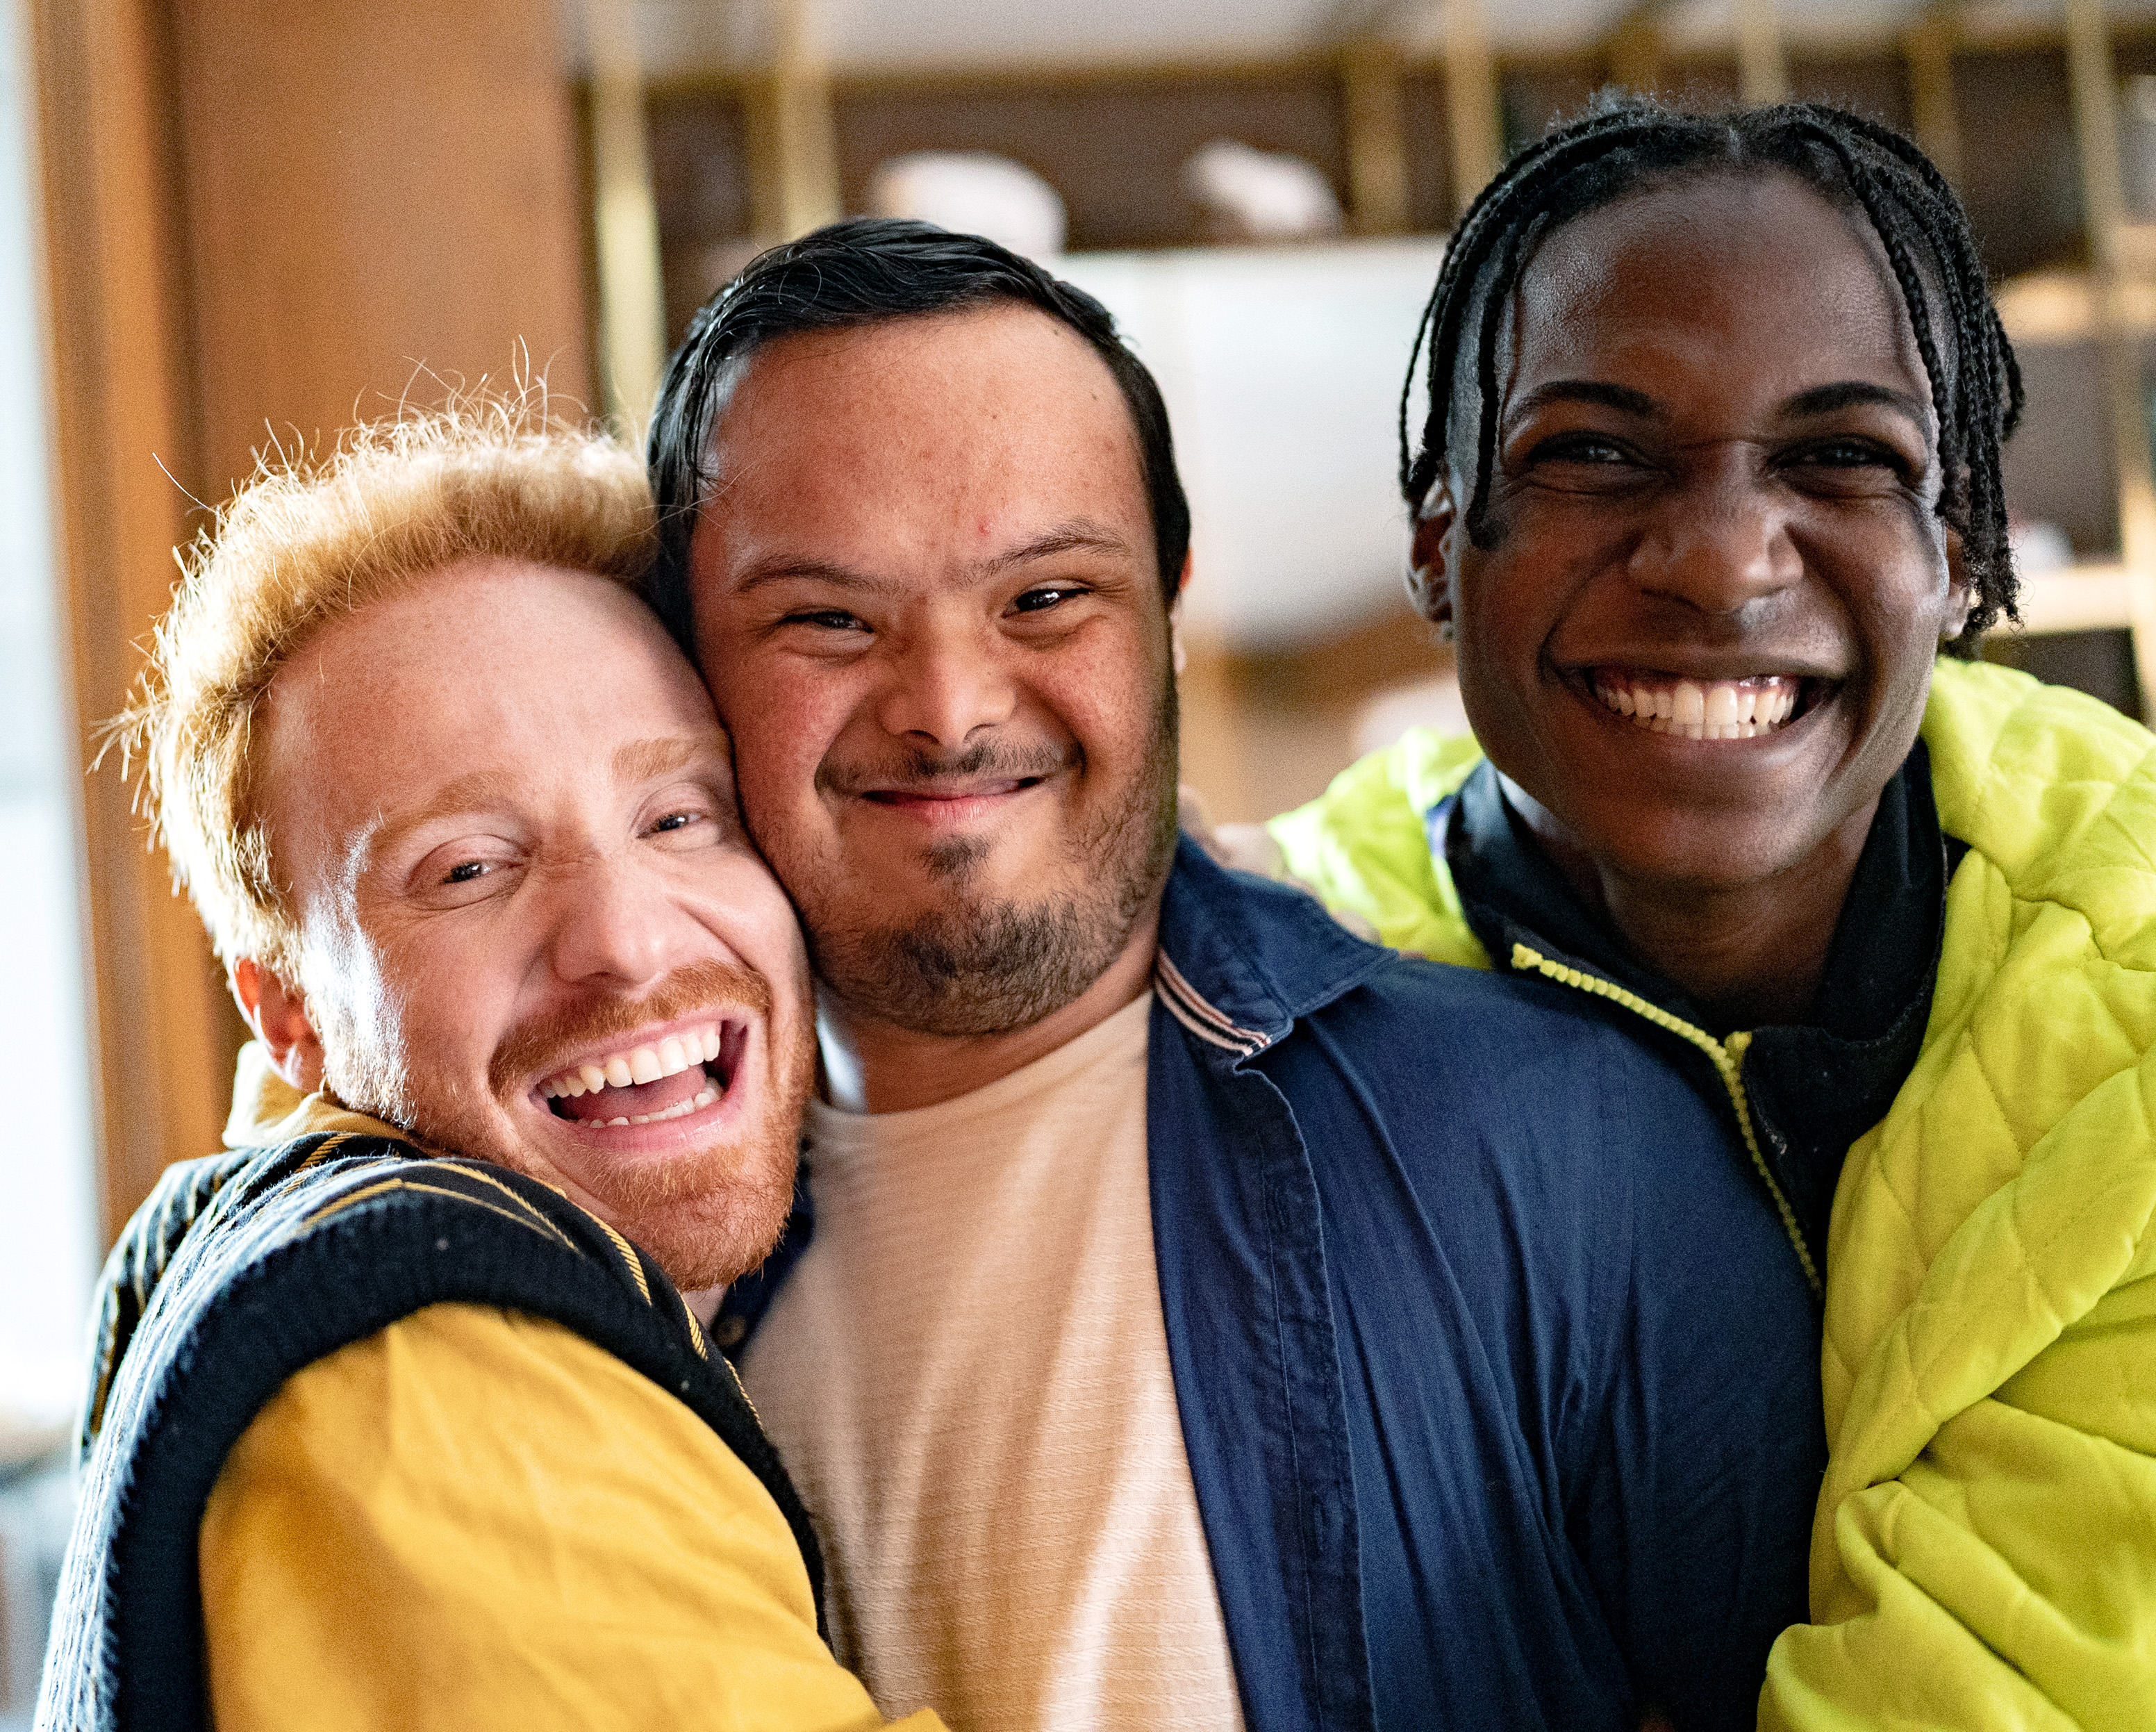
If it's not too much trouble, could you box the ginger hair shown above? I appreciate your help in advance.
[109,399,658,977]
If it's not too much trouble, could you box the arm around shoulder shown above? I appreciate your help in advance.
[200,1301,943,1731]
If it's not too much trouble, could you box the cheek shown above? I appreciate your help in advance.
[704,660,847,818]
[370,930,503,1084]
[702,851,811,969]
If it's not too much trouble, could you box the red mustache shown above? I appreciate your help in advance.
[487,959,772,1100]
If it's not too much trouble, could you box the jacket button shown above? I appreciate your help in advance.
[713,1314,748,1351]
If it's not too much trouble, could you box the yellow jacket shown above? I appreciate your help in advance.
[1271,657,2156,1729]
[108,1069,944,1732]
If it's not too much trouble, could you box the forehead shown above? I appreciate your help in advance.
[1497,170,1927,409]
[259,560,720,839]
[699,304,1151,571]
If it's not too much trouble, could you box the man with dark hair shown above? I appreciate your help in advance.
[1271,100,2156,1727]
[646,218,1826,1731]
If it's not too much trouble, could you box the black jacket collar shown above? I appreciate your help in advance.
[1440,744,1957,1272]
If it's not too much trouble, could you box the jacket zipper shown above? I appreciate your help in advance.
[1509,942,1823,1301]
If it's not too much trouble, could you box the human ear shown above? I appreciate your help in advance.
[1939,525,1973,641]
[1408,470,1460,640]
[230,957,326,1092]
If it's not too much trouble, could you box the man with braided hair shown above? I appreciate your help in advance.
[1275,97,2156,1727]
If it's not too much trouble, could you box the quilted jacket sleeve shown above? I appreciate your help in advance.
[1761,759,2156,1732]
[1267,727,1492,965]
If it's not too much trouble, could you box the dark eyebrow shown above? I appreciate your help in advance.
[1509,379,1662,424]
[1781,381,1930,432]
[733,558,892,596]
[732,518,1136,595]
[981,519,1135,575]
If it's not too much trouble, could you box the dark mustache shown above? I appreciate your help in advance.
[817,738,1079,798]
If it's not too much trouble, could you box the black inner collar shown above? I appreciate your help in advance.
[1440,743,1958,1273]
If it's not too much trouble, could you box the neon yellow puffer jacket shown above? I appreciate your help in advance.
[1270,657,2156,1729]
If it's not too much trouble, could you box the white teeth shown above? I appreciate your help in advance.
[1595,675,1801,742]
[539,1021,731,1105]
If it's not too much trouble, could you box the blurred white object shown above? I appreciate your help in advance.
[1058,238,1448,648]
[2010,520,2075,576]
[867,151,1066,259]
[1182,139,1343,242]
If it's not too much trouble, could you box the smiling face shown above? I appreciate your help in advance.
[250,557,815,1290]
[1424,170,1966,900]
[687,304,1179,1038]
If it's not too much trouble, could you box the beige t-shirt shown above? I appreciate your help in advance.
[740,991,1245,1732]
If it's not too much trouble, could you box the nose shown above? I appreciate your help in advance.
[1627,453,1802,615]
[542,848,696,993]
[872,616,1018,749]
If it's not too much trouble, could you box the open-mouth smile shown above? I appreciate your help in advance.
[535,1020,747,1128]
[1589,668,1825,741]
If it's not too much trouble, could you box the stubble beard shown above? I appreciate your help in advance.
[804,681,1181,1037]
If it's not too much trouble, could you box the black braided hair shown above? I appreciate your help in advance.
[1402,94,2027,634]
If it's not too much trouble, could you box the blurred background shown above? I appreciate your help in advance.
[8,0,2156,1707]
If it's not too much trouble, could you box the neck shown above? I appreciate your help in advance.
[818,898,1163,1114]
[1502,773,1877,1032]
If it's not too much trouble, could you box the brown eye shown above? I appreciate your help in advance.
[445,860,489,884]
[1011,585,1084,614]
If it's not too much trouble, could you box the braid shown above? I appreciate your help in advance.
[1405,95,2024,635]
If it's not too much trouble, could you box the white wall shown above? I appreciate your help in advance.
[0,0,99,1447]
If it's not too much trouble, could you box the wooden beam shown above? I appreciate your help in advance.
[1341,38,1411,236]
[1443,0,1502,218]
[2065,0,2156,719]
[28,0,233,1238]
[1734,0,1790,106]
[1902,6,1964,188]
[749,0,840,242]
[1607,6,1664,96]
[583,0,666,429]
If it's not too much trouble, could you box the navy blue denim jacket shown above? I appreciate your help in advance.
[723,839,1824,1732]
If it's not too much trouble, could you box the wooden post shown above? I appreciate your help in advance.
[1902,6,1964,188]
[28,0,233,1236]
[1443,0,1502,220]
[1607,6,1663,97]
[2066,0,2156,717]
[1341,38,1411,236]
[582,0,666,431]
[748,0,840,242]
[1734,0,1789,106]
[33,0,595,1237]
